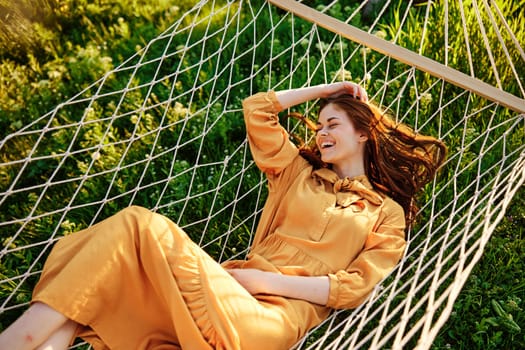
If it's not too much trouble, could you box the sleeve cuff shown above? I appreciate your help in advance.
[266,90,283,114]
[326,273,340,308]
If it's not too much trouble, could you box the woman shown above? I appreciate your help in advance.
[0,82,446,350]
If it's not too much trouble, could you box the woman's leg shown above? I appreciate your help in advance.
[0,302,69,350]
[36,319,78,350]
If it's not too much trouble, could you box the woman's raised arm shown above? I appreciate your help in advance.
[275,82,368,110]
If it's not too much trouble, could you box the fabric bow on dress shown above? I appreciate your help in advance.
[312,168,383,209]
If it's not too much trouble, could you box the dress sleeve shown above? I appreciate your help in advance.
[325,199,407,309]
[242,91,299,176]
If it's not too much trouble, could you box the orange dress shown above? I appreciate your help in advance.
[32,91,406,350]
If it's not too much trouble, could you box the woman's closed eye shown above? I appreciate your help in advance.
[315,123,338,134]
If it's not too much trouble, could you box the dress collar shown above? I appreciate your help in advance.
[312,168,383,207]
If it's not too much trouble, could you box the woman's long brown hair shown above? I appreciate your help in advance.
[290,94,447,224]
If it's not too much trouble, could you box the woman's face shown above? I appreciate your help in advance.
[315,103,367,169]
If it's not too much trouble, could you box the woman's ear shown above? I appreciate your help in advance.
[359,133,368,143]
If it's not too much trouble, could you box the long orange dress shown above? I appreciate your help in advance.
[32,91,406,350]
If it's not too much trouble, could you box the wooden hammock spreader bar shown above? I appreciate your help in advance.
[269,0,525,114]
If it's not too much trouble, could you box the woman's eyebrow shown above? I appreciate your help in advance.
[317,116,341,126]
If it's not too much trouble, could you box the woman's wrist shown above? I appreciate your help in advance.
[275,84,328,110]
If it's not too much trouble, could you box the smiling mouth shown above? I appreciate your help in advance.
[320,141,334,149]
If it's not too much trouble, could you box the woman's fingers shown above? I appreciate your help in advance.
[352,83,359,97]
[344,81,368,102]
[327,81,368,102]
[357,84,368,102]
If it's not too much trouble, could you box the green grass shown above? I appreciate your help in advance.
[432,186,525,349]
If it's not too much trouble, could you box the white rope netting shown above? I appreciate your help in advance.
[1,0,524,349]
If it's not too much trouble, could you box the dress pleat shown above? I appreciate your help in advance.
[32,206,297,350]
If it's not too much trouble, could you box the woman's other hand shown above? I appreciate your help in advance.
[227,268,269,295]
[227,268,330,305]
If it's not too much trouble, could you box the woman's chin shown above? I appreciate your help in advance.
[320,154,334,164]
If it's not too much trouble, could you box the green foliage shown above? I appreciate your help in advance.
[0,0,59,60]
[0,0,188,135]
[432,187,525,349]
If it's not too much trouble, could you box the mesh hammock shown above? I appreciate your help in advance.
[1,0,524,349]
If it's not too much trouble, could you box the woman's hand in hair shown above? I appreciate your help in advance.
[275,82,368,110]
[321,81,368,102]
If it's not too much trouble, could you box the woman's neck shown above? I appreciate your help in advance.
[331,161,366,179]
